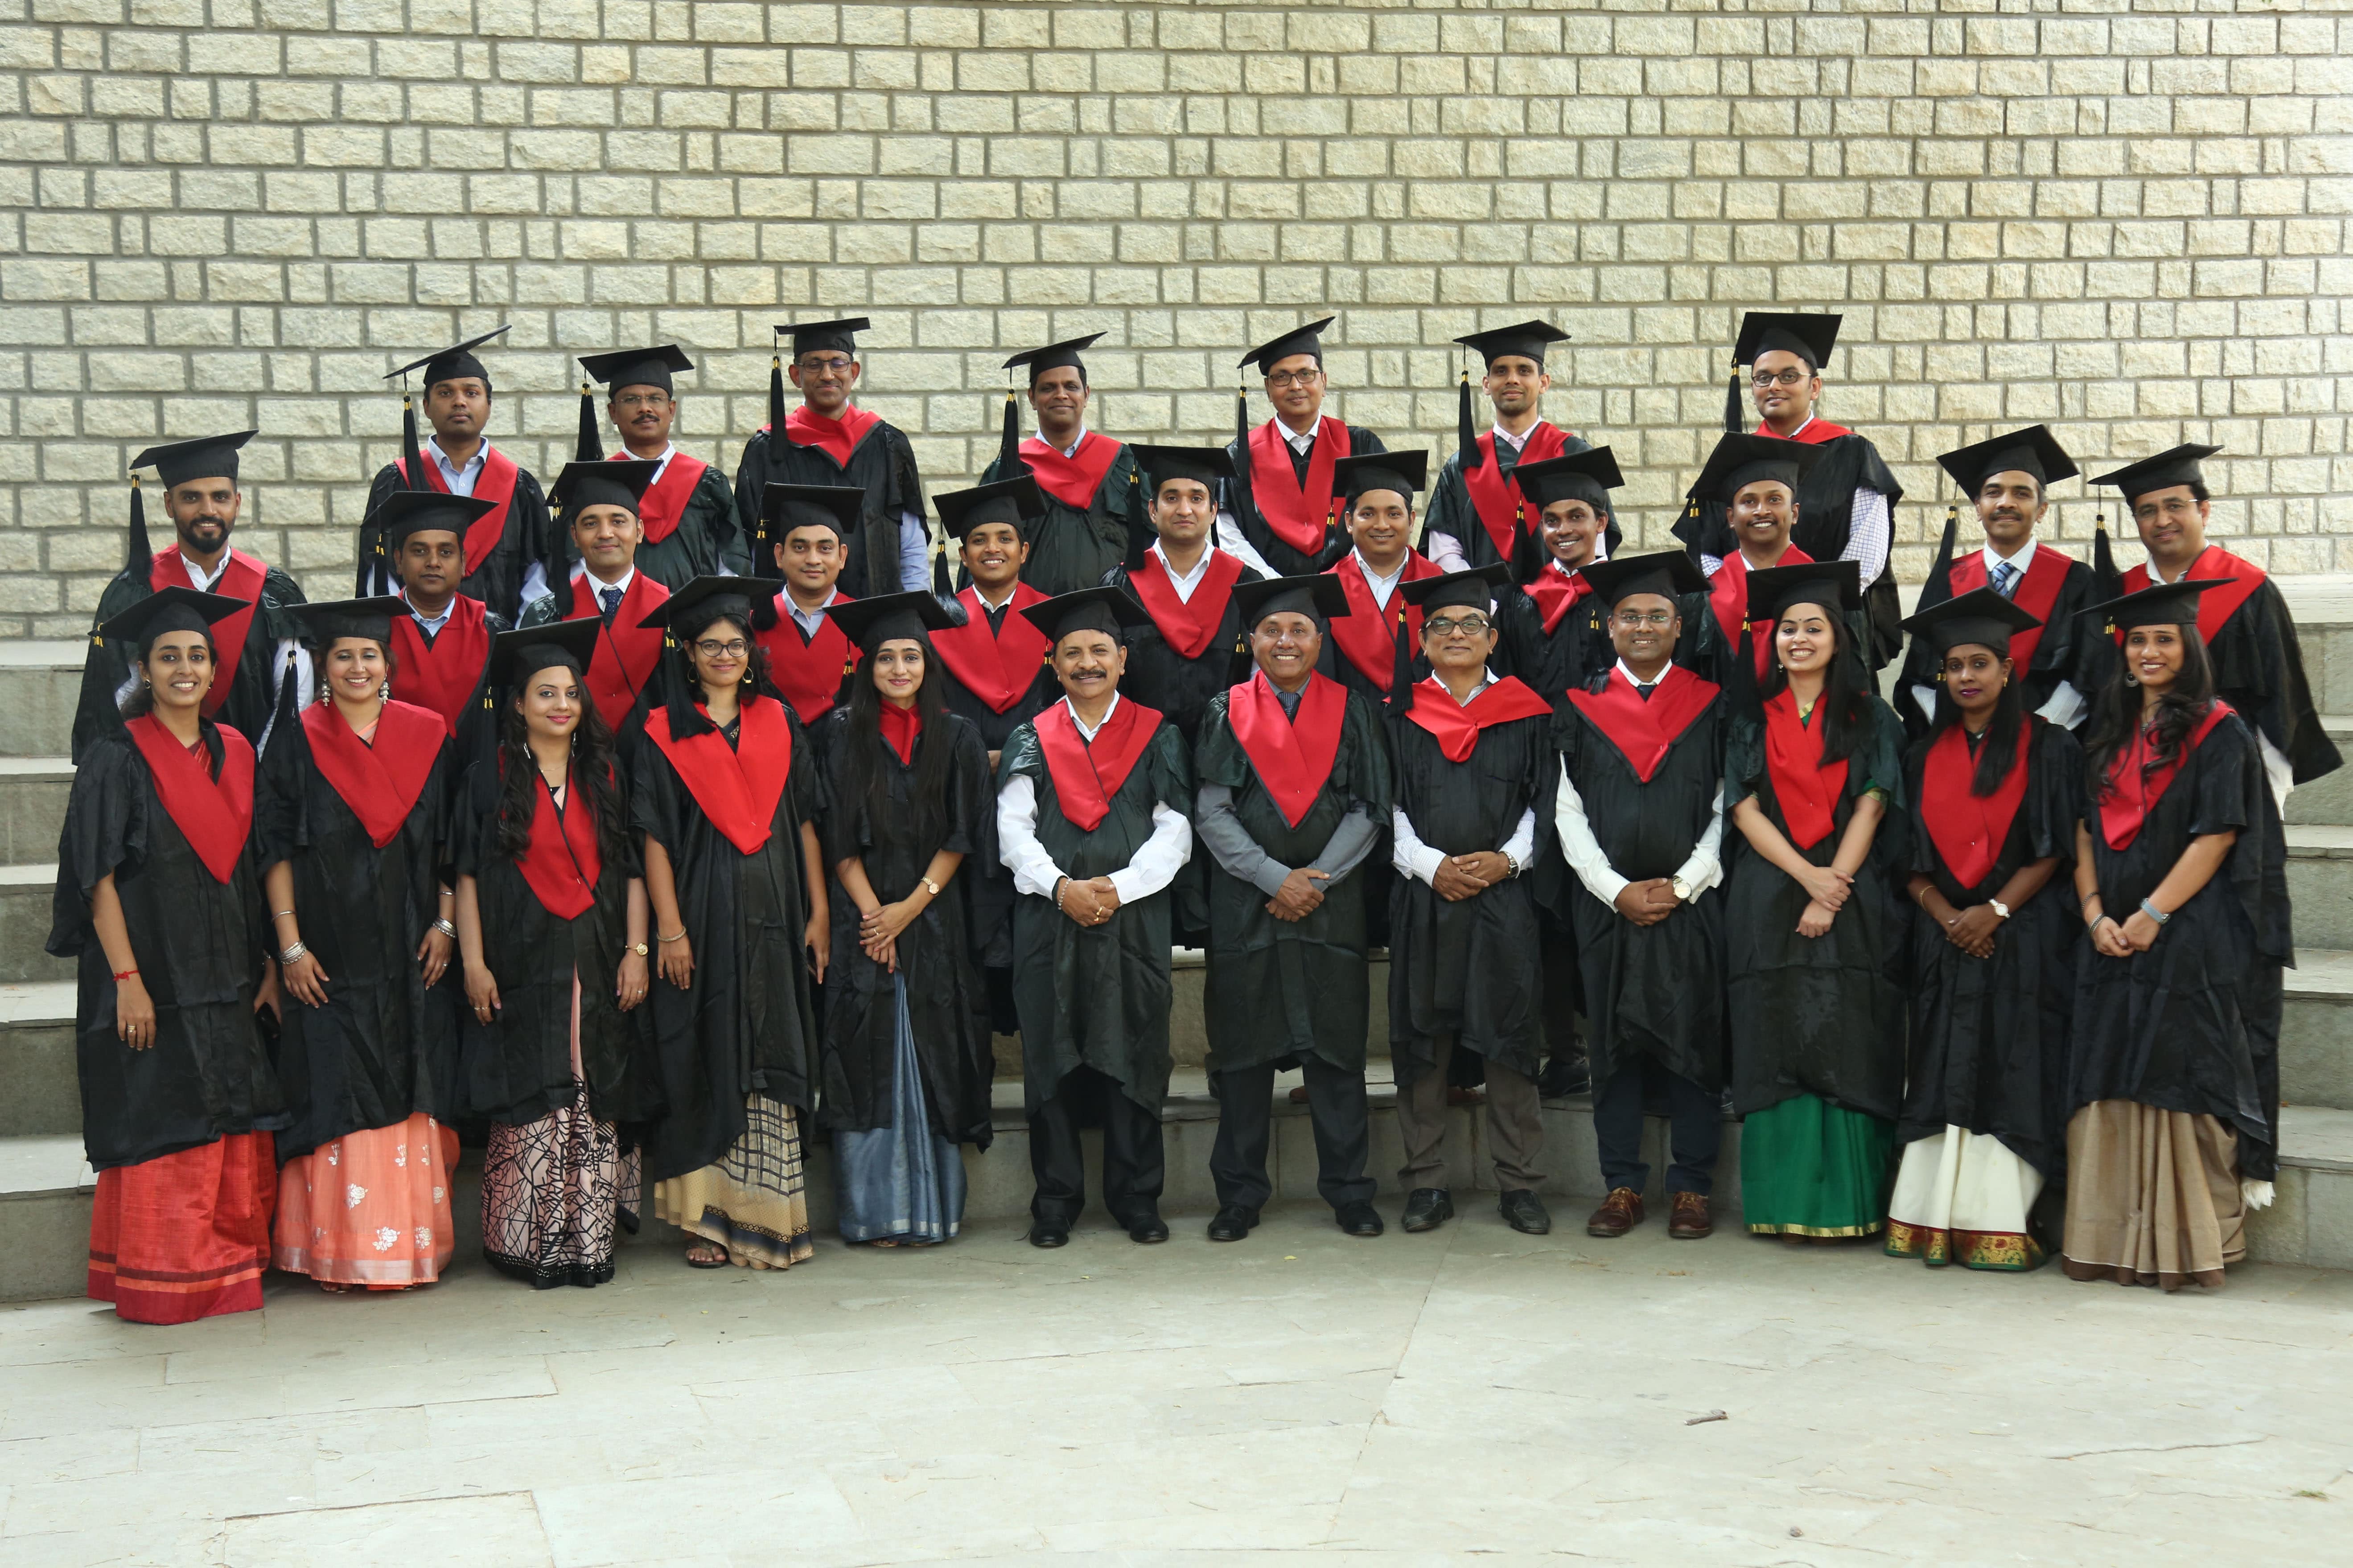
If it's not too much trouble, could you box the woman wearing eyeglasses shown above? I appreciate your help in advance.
[634,579,830,1271]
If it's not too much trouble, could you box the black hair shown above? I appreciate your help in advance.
[837,629,953,845]
[312,636,399,702]
[2085,626,2219,797]
[1757,603,1870,765]
[120,630,220,721]
[494,673,629,867]
[1927,649,2028,796]
[664,607,776,739]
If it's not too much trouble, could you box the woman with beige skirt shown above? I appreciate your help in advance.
[2064,577,2284,1290]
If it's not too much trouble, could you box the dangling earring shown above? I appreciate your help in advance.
[2123,673,2138,687]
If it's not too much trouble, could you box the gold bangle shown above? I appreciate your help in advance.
[657,929,687,944]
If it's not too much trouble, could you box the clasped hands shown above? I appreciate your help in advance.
[1795,862,1854,940]
[1058,876,1122,928]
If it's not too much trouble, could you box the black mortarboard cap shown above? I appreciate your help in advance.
[1002,332,1103,385]
[485,620,601,694]
[1399,563,1512,615]
[2087,577,2229,635]
[384,325,510,390]
[1238,316,1335,373]
[1744,559,1862,626]
[1131,444,1233,495]
[1232,572,1352,631]
[287,595,409,650]
[824,590,960,654]
[759,483,864,550]
[132,430,257,489]
[99,585,250,657]
[1514,447,1625,513]
[577,344,695,395]
[372,489,498,549]
[551,458,660,518]
[1334,449,1428,507]
[936,474,1047,542]
[1020,585,1151,646]
[1454,320,1571,368]
[1937,425,2079,494]
[1578,550,1708,607]
[1732,311,1843,372]
[2091,443,2222,507]
[1899,586,2044,659]
[638,575,774,639]
[777,317,872,359]
[1693,431,1826,505]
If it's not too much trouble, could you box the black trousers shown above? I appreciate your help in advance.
[1209,1059,1375,1214]
[1594,1059,1722,1197]
[1540,938,1583,1059]
[1028,1065,1165,1226]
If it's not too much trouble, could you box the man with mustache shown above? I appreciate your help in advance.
[1418,321,1592,575]
[1218,317,1388,579]
[571,345,746,592]
[73,431,311,761]
[979,334,1146,597]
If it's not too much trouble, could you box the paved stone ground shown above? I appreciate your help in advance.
[4,1203,2350,1566]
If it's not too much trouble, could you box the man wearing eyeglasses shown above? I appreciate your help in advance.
[731,318,931,600]
[571,345,747,593]
[1218,317,1389,579]
[1384,564,1560,1236]
[1675,313,1903,668]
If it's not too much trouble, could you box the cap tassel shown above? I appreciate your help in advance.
[2092,505,2120,596]
[575,378,601,463]
[273,653,300,735]
[1724,359,1746,435]
[125,474,151,581]
[1680,497,1706,565]
[1388,607,1416,715]
[1511,509,1547,586]
[997,386,1023,477]
[401,388,429,492]
[1234,382,1249,453]
[932,540,952,599]
[1920,501,1960,612]
[767,349,786,436]
[1122,468,1150,573]
[1458,368,1484,472]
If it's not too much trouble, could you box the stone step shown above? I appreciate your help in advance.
[0,1134,95,1305]
[2286,826,2353,952]
[2282,949,2353,1112]
[0,757,73,866]
[2279,577,2353,716]
[0,641,87,760]
[0,982,78,1137]
[2285,718,2353,829]
[0,865,71,985]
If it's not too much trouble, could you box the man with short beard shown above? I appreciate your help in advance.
[1219,317,1388,579]
[1103,444,1263,747]
[1688,431,1831,690]
[374,490,512,740]
[979,334,1146,597]
[572,345,745,591]
[74,431,310,761]
[1497,447,1631,699]
[1419,321,1591,575]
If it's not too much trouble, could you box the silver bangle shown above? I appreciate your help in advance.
[2139,897,2170,927]
[432,918,458,939]
[278,941,308,966]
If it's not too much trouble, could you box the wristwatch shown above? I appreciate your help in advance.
[1988,900,2011,920]
[920,876,943,897]
[631,941,649,957]
[1670,875,1693,902]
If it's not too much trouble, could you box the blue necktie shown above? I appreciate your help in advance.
[599,585,624,621]
[1989,560,2018,599]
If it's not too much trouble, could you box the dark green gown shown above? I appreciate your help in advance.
[734,420,923,599]
[620,461,747,591]
[72,559,307,764]
[982,443,1144,598]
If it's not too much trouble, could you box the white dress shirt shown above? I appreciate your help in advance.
[162,549,313,748]
[1148,540,1218,603]
[997,693,1194,904]
[1552,661,1726,908]
[1905,536,2088,731]
[1211,417,1324,579]
[1390,670,1540,886]
[1352,549,1407,611]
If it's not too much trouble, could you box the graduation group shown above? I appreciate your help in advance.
[51,308,2341,1327]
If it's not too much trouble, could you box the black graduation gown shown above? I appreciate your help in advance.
[816,710,994,1147]
[1499,581,1613,699]
[2202,575,2343,787]
[451,763,661,1128]
[734,420,923,599]
[1555,683,1729,1094]
[632,703,827,1182]
[1001,713,1193,1116]
[2070,712,2285,1179]
[1419,430,1597,572]
[1220,424,1385,576]
[365,456,550,622]
[1194,685,1393,1074]
[1723,694,1909,1121]
[935,616,1060,973]
[1386,704,1553,1087]
[1896,718,2084,1179]
[983,444,1144,598]
[72,560,307,764]
[48,726,285,1170]
[625,463,748,591]
[1101,560,1261,747]
[257,715,459,1161]
[1893,548,2099,738]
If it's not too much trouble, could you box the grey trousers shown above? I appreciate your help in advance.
[1395,1035,1545,1193]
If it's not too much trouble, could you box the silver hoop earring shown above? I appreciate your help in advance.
[2123,674,2138,687]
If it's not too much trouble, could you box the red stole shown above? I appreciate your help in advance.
[930,583,1049,714]
[878,701,921,765]
[513,766,602,921]
[147,548,266,716]
[1461,422,1571,561]
[300,700,441,849]
[563,570,670,731]
[126,715,254,884]
[1246,417,1350,555]
[1227,670,1347,829]
[2098,701,2233,851]
[1949,544,2072,673]
[1762,688,1848,852]
[1034,697,1162,832]
[622,451,708,546]
[644,696,794,856]
[1709,544,1815,679]
[1566,665,1720,784]
[388,595,492,738]
[1919,723,2032,889]
[1325,551,1442,690]
[1018,433,1121,511]
[1129,549,1245,661]
[1404,676,1554,763]
[2120,547,2267,642]
[783,403,881,469]
[397,443,518,567]
[756,590,859,726]
[1528,561,1593,636]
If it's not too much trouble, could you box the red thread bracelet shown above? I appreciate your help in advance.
[113,967,139,982]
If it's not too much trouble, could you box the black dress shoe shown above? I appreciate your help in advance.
[1127,1213,1170,1244]
[1536,1053,1592,1098]
[1028,1221,1070,1248]
[1401,1187,1455,1233]
[1335,1201,1385,1237]
[1499,1189,1552,1235]
[1207,1206,1259,1242]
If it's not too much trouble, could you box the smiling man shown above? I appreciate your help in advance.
[1420,321,1592,574]
[516,459,667,740]
[1319,451,1444,701]
[370,489,511,739]
[978,334,1145,597]
[996,586,1194,1248]
[74,431,311,761]
[732,318,929,599]
[570,345,745,593]
[1101,443,1263,747]
[1897,427,2097,738]
[1498,446,1634,699]
[1219,317,1388,579]
[749,483,866,729]
[1689,431,1834,689]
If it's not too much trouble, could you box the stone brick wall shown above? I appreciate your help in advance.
[1,0,2347,632]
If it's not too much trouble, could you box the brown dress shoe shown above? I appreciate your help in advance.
[1585,1187,1645,1238]
[1668,1191,1712,1239]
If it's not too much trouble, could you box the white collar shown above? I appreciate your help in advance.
[2152,549,2210,585]
[400,587,457,627]
[785,587,840,623]
[1428,667,1500,706]
[1036,427,1088,458]
[427,435,488,473]
[178,551,234,591]
[1065,690,1120,741]
[1614,658,1671,690]
[1983,536,2037,575]
[973,579,1021,613]
[576,562,636,599]
[1491,421,1543,450]
[625,442,678,482]
[1149,539,1216,598]
[1278,416,1321,452]
[1353,549,1407,603]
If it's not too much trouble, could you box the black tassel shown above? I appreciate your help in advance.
[997,387,1023,478]
[1680,497,1706,565]
[1388,606,1416,715]
[1122,468,1150,572]
[1458,369,1483,471]
[932,540,952,599]
[1511,509,1547,586]
[1918,501,1960,613]
[1724,361,1745,435]
[401,389,428,490]
[124,474,151,580]
[1235,383,1249,453]
[662,628,708,740]
[767,349,786,435]
[352,521,372,598]
[2092,505,2120,596]
[1733,618,1761,715]
[575,379,601,462]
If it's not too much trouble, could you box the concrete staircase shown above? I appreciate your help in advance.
[7,582,2353,1301]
